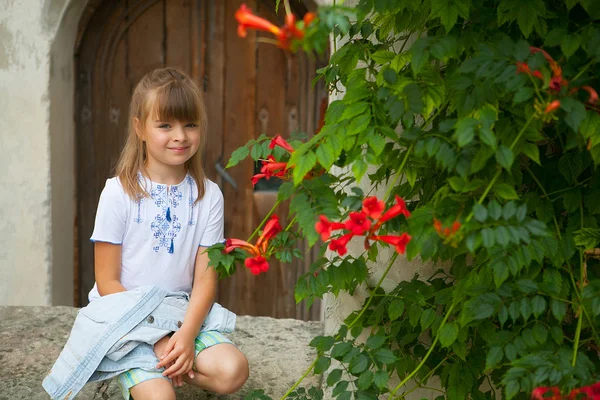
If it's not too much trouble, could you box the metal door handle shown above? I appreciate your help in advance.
[215,157,238,191]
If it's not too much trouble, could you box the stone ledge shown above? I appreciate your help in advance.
[0,306,323,399]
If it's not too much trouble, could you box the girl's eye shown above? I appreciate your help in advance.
[186,123,198,128]
[159,124,171,129]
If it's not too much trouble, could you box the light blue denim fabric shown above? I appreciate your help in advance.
[42,285,236,400]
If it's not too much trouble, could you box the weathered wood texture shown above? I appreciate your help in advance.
[75,0,326,320]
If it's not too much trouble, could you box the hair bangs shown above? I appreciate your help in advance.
[151,80,201,124]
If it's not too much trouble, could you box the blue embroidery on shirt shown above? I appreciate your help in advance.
[151,214,182,252]
[187,176,195,226]
[134,173,146,224]
[148,181,185,252]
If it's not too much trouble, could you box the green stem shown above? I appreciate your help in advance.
[571,59,596,82]
[572,204,585,366]
[384,143,414,201]
[248,198,283,241]
[523,165,562,239]
[349,252,399,328]
[465,115,536,224]
[398,356,449,398]
[279,357,318,400]
[389,303,456,398]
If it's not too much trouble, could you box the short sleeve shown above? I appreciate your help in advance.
[90,178,127,244]
[199,183,225,247]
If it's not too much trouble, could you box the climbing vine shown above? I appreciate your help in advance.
[209,1,600,399]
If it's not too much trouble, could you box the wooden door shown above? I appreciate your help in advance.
[75,0,326,320]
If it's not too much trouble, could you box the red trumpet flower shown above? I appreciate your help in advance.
[235,4,281,38]
[223,215,281,275]
[328,233,353,256]
[544,100,561,114]
[581,85,599,104]
[532,382,600,400]
[362,196,385,220]
[315,215,346,241]
[251,155,289,186]
[269,135,295,153]
[370,234,412,254]
[345,211,372,235]
[235,4,316,51]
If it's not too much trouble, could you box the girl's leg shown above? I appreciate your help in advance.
[184,343,249,394]
[129,378,176,400]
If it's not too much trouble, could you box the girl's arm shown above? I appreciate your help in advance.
[94,242,127,296]
[180,246,218,336]
[156,246,217,377]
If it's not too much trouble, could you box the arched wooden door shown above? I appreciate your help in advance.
[75,0,326,320]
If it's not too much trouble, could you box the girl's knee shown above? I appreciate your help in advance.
[212,351,249,394]
[130,378,175,400]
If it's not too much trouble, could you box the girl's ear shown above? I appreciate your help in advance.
[134,117,143,140]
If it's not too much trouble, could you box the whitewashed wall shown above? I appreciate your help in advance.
[0,0,86,305]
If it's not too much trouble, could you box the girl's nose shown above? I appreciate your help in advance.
[173,125,186,141]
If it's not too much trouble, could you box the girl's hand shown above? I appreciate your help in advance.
[156,329,197,380]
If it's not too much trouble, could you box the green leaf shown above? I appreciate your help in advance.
[439,322,459,348]
[373,371,389,390]
[374,348,396,365]
[551,326,564,344]
[482,228,496,248]
[357,370,373,390]
[455,118,477,147]
[516,279,538,293]
[532,323,548,343]
[226,145,250,168]
[352,159,368,182]
[521,142,541,165]
[409,303,423,327]
[473,204,488,222]
[493,262,509,287]
[513,87,534,104]
[506,380,520,400]
[315,356,332,374]
[574,227,600,250]
[485,346,504,369]
[371,49,396,64]
[431,0,459,32]
[310,336,335,351]
[316,140,336,170]
[420,309,436,330]
[520,297,532,322]
[293,152,317,185]
[350,354,369,374]
[580,111,600,147]
[495,183,519,200]
[561,98,587,132]
[388,299,405,321]
[531,296,547,317]
[496,145,514,169]
[410,38,430,74]
[561,34,581,58]
[366,335,386,349]
[331,342,353,359]
[471,146,494,173]
[327,369,343,386]
[551,299,567,322]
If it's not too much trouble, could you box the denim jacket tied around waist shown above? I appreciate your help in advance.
[42,285,236,400]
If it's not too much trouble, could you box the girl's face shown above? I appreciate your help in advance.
[136,112,201,171]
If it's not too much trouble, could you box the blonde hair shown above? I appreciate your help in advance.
[116,67,207,202]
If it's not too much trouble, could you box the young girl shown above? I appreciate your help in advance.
[90,67,248,399]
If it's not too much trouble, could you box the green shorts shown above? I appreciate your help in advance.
[117,331,232,400]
